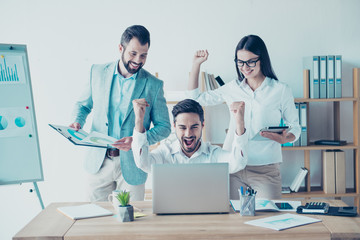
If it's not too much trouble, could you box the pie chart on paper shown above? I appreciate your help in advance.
[89,137,114,145]
[67,128,87,141]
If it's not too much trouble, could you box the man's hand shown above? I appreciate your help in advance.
[132,98,149,133]
[230,101,245,135]
[112,136,133,152]
[193,50,209,66]
[133,98,149,119]
[69,122,81,131]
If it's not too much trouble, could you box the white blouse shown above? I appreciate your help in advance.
[187,77,301,166]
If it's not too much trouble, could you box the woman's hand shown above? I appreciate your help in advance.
[260,130,295,144]
[193,50,209,66]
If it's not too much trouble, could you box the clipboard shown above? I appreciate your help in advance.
[252,126,291,141]
[49,124,116,148]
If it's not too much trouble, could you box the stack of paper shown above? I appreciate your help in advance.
[57,204,113,220]
[245,213,321,231]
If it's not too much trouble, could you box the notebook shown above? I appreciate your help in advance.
[152,163,229,214]
[57,204,113,220]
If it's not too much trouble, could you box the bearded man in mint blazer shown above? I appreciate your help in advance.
[70,25,171,201]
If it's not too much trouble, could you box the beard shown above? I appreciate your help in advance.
[179,136,202,154]
[121,52,143,74]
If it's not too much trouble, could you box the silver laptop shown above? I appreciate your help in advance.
[152,163,229,214]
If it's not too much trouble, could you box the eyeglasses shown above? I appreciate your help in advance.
[234,58,260,68]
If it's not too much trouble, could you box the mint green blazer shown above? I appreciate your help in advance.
[72,61,171,185]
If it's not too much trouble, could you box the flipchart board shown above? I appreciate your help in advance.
[0,44,43,185]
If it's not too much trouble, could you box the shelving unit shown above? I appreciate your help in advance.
[282,68,360,213]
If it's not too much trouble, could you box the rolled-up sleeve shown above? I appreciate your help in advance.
[132,129,169,173]
[186,87,224,106]
[146,81,171,145]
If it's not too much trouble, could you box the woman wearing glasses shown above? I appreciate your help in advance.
[187,35,300,200]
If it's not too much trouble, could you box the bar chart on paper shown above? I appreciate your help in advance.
[0,54,25,84]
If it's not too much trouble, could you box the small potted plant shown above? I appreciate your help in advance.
[116,190,134,222]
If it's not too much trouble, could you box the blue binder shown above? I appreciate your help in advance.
[299,103,307,146]
[335,55,342,98]
[319,56,327,98]
[327,56,335,98]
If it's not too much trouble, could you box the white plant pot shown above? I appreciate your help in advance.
[117,205,134,222]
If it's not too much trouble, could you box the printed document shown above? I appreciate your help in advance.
[245,213,321,231]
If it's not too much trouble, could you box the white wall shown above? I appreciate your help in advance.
[1,0,360,239]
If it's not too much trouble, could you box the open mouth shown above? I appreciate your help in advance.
[183,138,195,148]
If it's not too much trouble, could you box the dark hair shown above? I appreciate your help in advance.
[172,99,204,124]
[234,35,278,81]
[120,25,150,48]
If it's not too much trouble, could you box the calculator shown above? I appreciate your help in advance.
[301,202,330,213]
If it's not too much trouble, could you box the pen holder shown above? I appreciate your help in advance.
[239,195,255,216]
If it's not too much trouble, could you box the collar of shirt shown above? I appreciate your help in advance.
[114,61,138,81]
[170,139,210,158]
[239,77,271,91]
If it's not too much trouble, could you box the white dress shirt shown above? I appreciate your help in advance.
[131,129,248,174]
[187,77,301,166]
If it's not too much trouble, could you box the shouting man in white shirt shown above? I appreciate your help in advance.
[131,98,248,173]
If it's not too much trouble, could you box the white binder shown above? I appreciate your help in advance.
[322,150,335,194]
[303,56,320,99]
[293,103,301,147]
[335,55,342,98]
[319,56,327,98]
[299,103,307,146]
[334,150,346,194]
[290,167,308,192]
[327,56,335,98]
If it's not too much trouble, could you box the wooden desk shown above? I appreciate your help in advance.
[13,200,360,240]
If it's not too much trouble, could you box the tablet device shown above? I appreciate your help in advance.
[275,202,293,210]
[252,126,291,141]
[261,126,290,133]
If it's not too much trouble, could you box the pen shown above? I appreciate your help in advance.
[240,186,244,196]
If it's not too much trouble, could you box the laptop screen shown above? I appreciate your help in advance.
[152,163,229,214]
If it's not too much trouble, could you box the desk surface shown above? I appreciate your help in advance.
[13,200,360,240]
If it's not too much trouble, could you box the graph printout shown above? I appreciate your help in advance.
[245,213,321,231]
[0,107,32,138]
[0,53,26,84]
[49,124,117,148]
